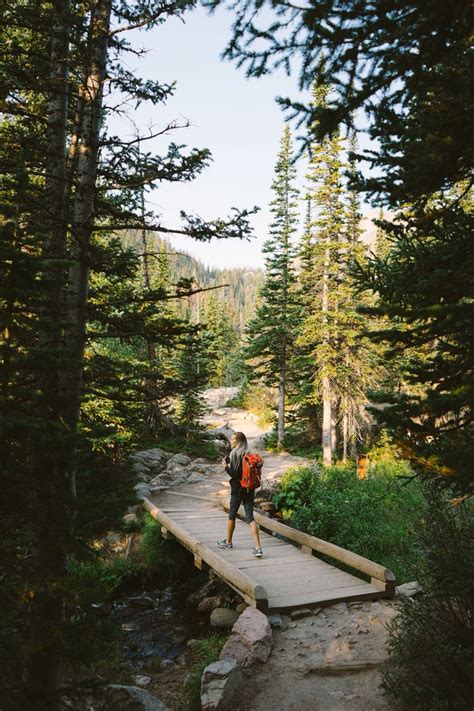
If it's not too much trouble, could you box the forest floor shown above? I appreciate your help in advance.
[145,389,401,711]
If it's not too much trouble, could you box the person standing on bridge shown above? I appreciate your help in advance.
[217,431,263,557]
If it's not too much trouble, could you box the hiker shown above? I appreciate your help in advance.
[217,431,263,557]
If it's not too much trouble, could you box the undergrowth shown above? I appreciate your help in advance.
[273,460,423,582]
[383,489,474,710]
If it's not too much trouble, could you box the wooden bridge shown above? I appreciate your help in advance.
[143,493,395,612]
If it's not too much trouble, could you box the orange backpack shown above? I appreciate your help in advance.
[240,453,263,491]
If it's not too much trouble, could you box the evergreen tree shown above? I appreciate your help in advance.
[176,327,212,439]
[296,82,345,464]
[245,125,299,446]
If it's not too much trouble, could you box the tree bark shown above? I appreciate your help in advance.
[25,1,71,706]
[321,241,332,465]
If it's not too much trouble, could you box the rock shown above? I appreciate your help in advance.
[210,608,240,630]
[290,608,312,620]
[203,387,239,409]
[130,448,171,481]
[166,453,192,471]
[220,607,273,667]
[106,685,170,710]
[396,580,423,598]
[197,596,224,614]
[187,638,200,650]
[128,596,155,609]
[235,602,247,614]
[200,658,242,711]
[258,501,274,513]
[267,614,284,629]
[133,675,152,687]
[187,578,220,608]
[134,482,151,499]
[123,512,138,525]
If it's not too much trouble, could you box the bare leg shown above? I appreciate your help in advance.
[226,519,236,543]
[250,520,261,548]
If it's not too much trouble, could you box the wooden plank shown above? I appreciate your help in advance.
[219,501,395,584]
[238,557,318,570]
[254,573,368,594]
[267,583,383,608]
[143,499,268,608]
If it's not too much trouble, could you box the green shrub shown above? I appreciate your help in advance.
[185,634,228,710]
[139,513,193,580]
[273,461,423,582]
[383,490,474,710]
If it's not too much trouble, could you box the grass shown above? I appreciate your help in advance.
[273,460,424,583]
[185,634,228,710]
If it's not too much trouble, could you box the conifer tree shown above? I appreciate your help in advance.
[176,327,212,439]
[296,82,345,464]
[245,125,299,446]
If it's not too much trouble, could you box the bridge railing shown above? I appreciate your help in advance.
[219,499,395,594]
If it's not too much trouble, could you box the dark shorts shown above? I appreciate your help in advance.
[229,487,255,523]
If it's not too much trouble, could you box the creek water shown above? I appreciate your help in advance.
[105,575,210,670]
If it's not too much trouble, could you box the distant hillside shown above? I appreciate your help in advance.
[121,230,264,334]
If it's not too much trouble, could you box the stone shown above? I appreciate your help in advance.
[267,614,284,629]
[396,580,423,598]
[197,596,224,614]
[220,607,273,667]
[130,448,171,481]
[187,578,220,608]
[133,675,152,687]
[165,453,192,471]
[134,482,151,500]
[290,608,312,620]
[235,602,247,614]
[123,512,139,525]
[128,596,155,609]
[200,658,242,711]
[106,685,170,710]
[203,387,239,409]
[258,501,274,513]
[210,608,240,630]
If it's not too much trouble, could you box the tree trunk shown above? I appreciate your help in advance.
[322,375,332,465]
[277,372,285,447]
[25,2,71,705]
[321,241,332,465]
[342,410,348,462]
[331,410,337,455]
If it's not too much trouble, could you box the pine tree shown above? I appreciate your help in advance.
[176,327,212,439]
[296,82,345,464]
[245,125,299,446]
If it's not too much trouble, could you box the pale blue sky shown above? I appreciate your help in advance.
[110,6,373,268]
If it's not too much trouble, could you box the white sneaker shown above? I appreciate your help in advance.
[252,547,263,558]
[217,539,233,549]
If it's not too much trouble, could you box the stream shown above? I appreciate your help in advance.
[105,575,210,670]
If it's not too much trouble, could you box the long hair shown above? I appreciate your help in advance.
[229,431,248,471]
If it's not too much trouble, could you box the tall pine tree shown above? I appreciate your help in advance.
[245,125,299,446]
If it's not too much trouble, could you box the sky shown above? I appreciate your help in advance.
[110,5,376,268]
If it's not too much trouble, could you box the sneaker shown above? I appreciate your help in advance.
[217,539,233,549]
[252,547,263,558]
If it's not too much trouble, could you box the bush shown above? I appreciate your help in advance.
[138,513,193,580]
[273,461,424,582]
[383,490,474,710]
[185,634,228,710]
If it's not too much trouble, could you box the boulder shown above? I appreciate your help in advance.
[134,482,151,500]
[133,676,152,687]
[123,512,139,525]
[200,658,242,711]
[210,608,240,630]
[197,596,224,614]
[130,448,171,481]
[396,580,423,598]
[203,387,239,409]
[187,578,220,609]
[106,685,170,710]
[166,453,192,471]
[220,607,273,667]
[235,602,247,614]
